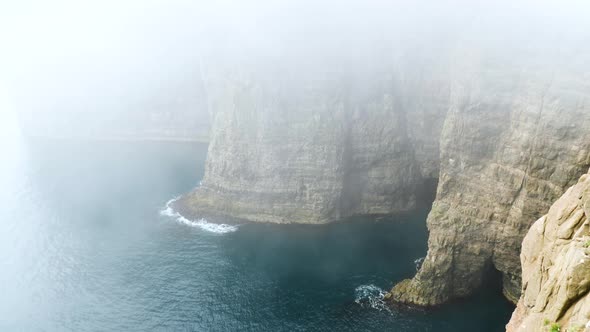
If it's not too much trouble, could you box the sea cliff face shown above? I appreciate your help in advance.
[177,3,590,311]
[176,55,449,223]
[390,43,590,306]
[179,39,590,308]
[506,169,590,332]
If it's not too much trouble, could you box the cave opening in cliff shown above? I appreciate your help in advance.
[416,177,439,210]
[476,263,515,308]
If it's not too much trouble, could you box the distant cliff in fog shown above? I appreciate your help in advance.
[17,71,210,142]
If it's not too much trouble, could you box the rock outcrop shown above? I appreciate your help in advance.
[506,169,590,332]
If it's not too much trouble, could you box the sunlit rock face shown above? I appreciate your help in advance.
[506,169,590,332]
[176,52,450,223]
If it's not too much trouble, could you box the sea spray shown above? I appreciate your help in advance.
[414,257,425,271]
[354,284,392,313]
[160,197,238,234]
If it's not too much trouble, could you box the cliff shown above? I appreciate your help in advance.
[176,54,449,223]
[390,41,590,305]
[176,1,590,310]
[179,42,590,309]
[506,169,590,332]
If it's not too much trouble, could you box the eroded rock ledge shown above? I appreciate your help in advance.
[506,169,590,332]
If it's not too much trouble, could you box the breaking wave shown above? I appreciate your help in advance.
[414,257,425,271]
[160,197,238,234]
[354,284,392,313]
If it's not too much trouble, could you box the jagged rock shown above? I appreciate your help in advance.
[506,169,590,332]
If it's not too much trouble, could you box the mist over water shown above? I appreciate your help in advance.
[4,1,587,330]
[0,140,513,331]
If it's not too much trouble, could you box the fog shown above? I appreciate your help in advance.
[1,0,589,140]
[2,2,590,330]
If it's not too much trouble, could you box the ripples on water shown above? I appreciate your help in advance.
[0,138,514,331]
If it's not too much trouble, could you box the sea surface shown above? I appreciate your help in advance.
[0,136,514,331]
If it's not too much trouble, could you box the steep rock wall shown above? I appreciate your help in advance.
[506,169,590,332]
[178,2,590,309]
[176,55,450,223]
[390,42,590,305]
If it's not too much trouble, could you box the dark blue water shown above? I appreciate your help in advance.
[0,138,514,331]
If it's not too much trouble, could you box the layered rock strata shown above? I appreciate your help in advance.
[390,44,590,305]
[506,169,590,332]
[176,56,450,223]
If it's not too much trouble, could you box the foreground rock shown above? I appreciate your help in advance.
[506,169,590,332]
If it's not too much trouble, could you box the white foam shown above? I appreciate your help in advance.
[160,197,180,217]
[354,284,392,313]
[160,197,238,234]
[414,257,425,271]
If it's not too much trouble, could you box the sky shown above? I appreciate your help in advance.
[0,0,589,134]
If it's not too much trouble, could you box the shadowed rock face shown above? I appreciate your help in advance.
[506,169,590,332]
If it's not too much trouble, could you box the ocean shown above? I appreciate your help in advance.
[0,137,513,331]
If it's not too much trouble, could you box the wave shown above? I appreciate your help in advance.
[414,257,425,271]
[160,197,180,218]
[160,197,238,234]
[354,284,392,313]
